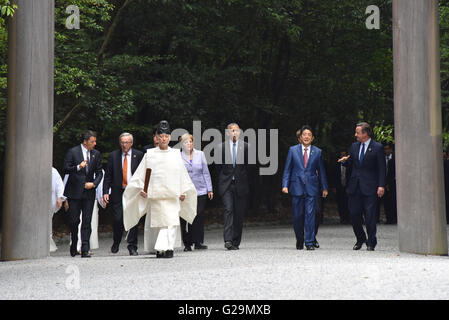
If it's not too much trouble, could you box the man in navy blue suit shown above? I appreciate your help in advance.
[282,125,328,250]
[338,122,386,251]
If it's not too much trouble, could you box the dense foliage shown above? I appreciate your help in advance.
[0,0,448,220]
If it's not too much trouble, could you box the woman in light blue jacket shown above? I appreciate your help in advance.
[180,133,213,251]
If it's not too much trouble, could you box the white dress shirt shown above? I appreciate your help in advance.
[385,153,392,175]
[229,139,239,157]
[301,144,311,158]
[77,144,90,171]
[229,140,239,180]
[51,167,65,213]
[358,138,371,160]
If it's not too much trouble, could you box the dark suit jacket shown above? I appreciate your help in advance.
[63,145,103,200]
[335,161,351,189]
[282,144,328,197]
[385,154,395,190]
[343,140,386,196]
[216,140,250,197]
[142,143,154,152]
[444,159,449,196]
[103,148,144,203]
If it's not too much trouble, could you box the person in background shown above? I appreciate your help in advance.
[142,127,159,151]
[383,143,397,224]
[335,151,351,224]
[444,150,449,224]
[50,167,65,253]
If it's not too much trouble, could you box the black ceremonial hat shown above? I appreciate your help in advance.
[156,120,171,134]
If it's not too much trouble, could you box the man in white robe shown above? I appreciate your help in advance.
[123,120,197,258]
[50,167,65,252]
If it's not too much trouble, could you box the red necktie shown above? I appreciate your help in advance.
[122,152,128,188]
[304,147,308,167]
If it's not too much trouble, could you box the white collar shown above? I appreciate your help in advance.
[80,144,88,154]
[302,144,312,150]
[230,139,239,147]
[361,138,371,147]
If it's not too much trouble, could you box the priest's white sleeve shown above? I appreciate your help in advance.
[177,152,198,224]
[123,153,150,231]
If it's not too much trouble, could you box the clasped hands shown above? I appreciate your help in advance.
[79,160,95,190]
[79,160,88,169]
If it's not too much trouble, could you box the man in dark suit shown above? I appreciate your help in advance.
[217,123,250,250]
[335,151,351,224]
[338,122,386,251]
[383,143,397,224]
[63,130,103,258]
[444,151,449,224]
[103,133,144,255]
[282,126,328,250]
[142,127,158,151]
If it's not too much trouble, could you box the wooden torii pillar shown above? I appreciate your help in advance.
[393,0,448,255]
[1,0,54,260]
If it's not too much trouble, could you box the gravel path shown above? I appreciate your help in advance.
[1,224,448,300]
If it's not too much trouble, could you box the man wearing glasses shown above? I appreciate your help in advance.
[103,133,144,255]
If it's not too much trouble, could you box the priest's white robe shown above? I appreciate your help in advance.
[123,147,197,252]
[50,168,65,252]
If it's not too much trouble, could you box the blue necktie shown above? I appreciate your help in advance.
[359,143,365,163]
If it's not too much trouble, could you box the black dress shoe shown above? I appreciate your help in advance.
[70,244,78,257]
[156,251,164,258]
[353,242,365,250]
[367,246,375,251]
[128,247,138,256]
[296,241,304,250]
[184,246,192,252]
[306,245,315,250]
[111,243,119,254]
[313,239,320,248]
[81,252,91,258]
[225,241,238,250]
[194,243,208,250]
[163,250,174,258]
